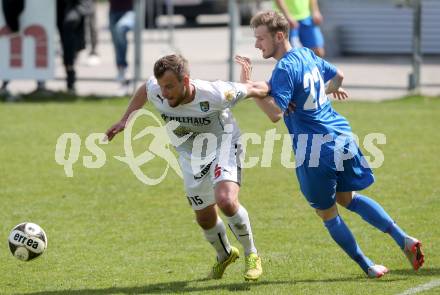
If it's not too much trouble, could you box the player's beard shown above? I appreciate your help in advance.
[180,84,193,105]
[268,40,279,59]
[168,94,182,108]
[183,85,190,100]
[169,85,188,107]
[261,42,276,59]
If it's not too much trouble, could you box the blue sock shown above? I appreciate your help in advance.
[324,215,373,273]
[347,194,407,249]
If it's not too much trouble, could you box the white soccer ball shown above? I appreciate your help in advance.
[8,222,48,261]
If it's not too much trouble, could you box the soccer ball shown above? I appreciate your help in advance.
[8,222,47,261]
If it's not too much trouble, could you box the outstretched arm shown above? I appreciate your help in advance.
[235,55,283,123]
[243,80,271,99]
[105,82,148,141]
[254,96,284,123]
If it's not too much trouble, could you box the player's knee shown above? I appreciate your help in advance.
[216,193,238,214]
[336,191,355,208]
[197,217,216,230]
[215,181,239,214]
[315,204,338,221]
[195,210,217,229]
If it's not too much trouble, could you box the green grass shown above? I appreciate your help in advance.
[0,96,439,294]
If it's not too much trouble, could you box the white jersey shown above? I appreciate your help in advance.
[146,77,247,157]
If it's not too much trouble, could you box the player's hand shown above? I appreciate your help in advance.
[234,55,252,83]
[312,11,323,25]
[331,87,348,100]
[105,120,126,142]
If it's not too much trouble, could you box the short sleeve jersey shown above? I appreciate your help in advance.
[146,77,247,157]
[269,47,353,156]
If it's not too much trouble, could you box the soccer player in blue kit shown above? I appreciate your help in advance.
[242,11,425,278]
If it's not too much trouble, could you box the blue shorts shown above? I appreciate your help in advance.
[289,16,324,49]
[295,146,374,210]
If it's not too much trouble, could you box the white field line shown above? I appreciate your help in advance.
[396,280,440,295]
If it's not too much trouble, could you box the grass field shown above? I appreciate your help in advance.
[1,96,439,295]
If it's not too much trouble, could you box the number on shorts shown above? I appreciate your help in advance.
[187,196,204,206]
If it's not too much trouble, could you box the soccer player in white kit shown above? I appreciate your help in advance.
[105,54,276,281]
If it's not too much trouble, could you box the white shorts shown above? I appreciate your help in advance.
[180,143,243,210]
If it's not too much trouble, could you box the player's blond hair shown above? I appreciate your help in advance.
[250,11,289,38]
[154,54,190,81]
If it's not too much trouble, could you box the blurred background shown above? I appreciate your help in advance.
[0,0,439,100]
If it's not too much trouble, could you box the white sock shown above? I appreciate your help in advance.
[227,205,257,256]
[203,218,232,262]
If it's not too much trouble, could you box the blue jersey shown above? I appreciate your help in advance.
[269,48,353,156]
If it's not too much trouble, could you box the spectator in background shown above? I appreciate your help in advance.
[1,0,47,99]
[109,0,134,96]
[2,0,24,33]
[57,0,93,93]
[274,0,325,57]
[85,0,101,66]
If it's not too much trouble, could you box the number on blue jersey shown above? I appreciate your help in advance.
[303,67,327,110]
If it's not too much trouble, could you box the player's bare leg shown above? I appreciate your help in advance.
[215,181,262,281]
